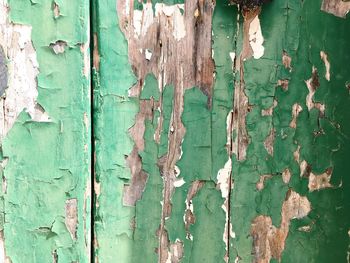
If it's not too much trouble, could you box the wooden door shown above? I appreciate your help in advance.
[1,0,350,262]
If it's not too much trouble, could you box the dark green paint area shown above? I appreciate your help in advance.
[211,1,236,181]
[166,87,226,261]
[230,0,350,262]
[178,88,212,181]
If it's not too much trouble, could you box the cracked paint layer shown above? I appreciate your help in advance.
[230,0,350,262]
[0,3,51,140]
[0,0,91,262]
[251,190,311,262]
[94,0,350,262]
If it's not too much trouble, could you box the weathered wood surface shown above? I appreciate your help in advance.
[0,0,349,262]
[93,0,350,262]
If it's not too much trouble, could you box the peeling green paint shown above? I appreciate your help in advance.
[92,0,137,261]
[0,0,90,262]
[140,73,160,101]
[230,0,350,262]
[93,0,350,262]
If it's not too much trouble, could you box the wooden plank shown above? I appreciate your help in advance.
[0,0,91,261]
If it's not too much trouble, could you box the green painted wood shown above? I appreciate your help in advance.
[0,0,91,262]
[1,0,349,262]
[93,0,350,262]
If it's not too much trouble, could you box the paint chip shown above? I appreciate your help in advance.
[50,40,67,54]
[248,15,264,59]
[217,159,232,198]
[229,52,236,62]
[256,174,272,191]
[264,128,275,156]
[305,66,321,112]
[308,167,333,192]
[65,198,78,240]
[282,50,292,71]
[173,178,185,188]
[320,51,331,81]
[0,9,50,139]
[290,103,302,129]
[282,168,291,184]
[53,2,60,18]
[145,49,152,61]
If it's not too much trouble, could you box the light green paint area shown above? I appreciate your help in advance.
[2,0,90,262]
[93,0,138,262]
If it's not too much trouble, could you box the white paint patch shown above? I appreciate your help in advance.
[229,223,235,238]
[145,48,152,60]
[173,177,185,188]
[133,3,154,38]
[298,225,312,232]
[229,52,236,62]
[217,158,232,199]
[155,4,186,41]
[320,51,331,81]
[248,16,265,59]
[81,41,90,77]
[165,251,172,263]
[226,110,233,152]
[0,0,50,140]
[124,0,130,16]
